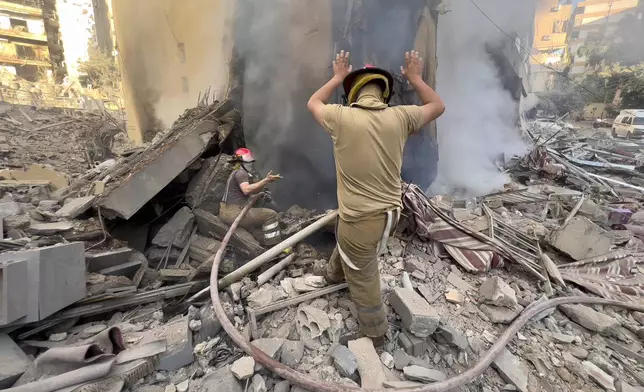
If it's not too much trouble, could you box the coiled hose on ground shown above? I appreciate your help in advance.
[209,195,644,391]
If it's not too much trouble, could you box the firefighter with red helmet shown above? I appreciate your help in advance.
[219,147,282,246]
[306,50,445,344]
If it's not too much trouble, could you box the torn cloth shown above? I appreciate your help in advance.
[558,250,644,303]
[402,183,505,273]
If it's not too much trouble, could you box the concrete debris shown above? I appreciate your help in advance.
[185,154,231,214]
[380,351,394,369]
[389,287,440,338]
[403,365,447,383]
[152,207,195,248]
[251,338,284,371]
[582,361,616,391]
[280,340,304,367]
[559,304,621,336]
[348,337,387,388]
[55,196,96,219]
[249,374,267,392]
[28,221,74,235]
[398,331,427,357]
[445,290,464,304]
[447,271,475,292]
[479,277,518,308]
[297,305,330,340]
[0,333,32,388]
[332,344,358,378]
[480,304,524,324]
[548,217,612,260]
[195,365,243,392]
[383,380,425,389]
[492,348,529,392]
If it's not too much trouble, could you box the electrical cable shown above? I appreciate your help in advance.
[468,0,608,102]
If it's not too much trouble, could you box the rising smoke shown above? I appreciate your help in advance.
[234,0,537,208]
[431,0,536,196]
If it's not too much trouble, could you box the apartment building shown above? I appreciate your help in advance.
[569,0,640,77]
[530,0,574,92]
[0,0,56,81]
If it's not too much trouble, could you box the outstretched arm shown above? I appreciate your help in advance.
[401,50,445,126]
[307,50,352,126]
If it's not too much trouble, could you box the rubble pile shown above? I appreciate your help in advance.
[4,108,644,392]
[0,103,127,177]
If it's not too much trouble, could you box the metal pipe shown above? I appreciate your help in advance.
[218,210,338,289]
[209,200,644,392]
[257,253,297,287]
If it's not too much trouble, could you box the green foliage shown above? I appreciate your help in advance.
[77,45,121,97]
[576,11,644,108]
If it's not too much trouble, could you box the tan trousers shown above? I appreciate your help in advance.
[219,203,280,245]
[326,214,388,338]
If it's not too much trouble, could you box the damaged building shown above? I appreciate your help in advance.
[7,1,644,392]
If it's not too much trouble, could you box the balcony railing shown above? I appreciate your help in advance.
[0,28,47,42]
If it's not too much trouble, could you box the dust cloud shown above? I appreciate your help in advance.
[431,0,536,197]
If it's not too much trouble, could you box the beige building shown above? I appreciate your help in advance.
[569,0,640,77]
[0,0,57,81]
[530,0,574,93]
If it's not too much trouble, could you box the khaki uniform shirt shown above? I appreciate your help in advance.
[321,86,424,222]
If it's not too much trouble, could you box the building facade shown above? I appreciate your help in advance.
[0,0,56,81]
[569,0,640,77]
[530,0,574,92]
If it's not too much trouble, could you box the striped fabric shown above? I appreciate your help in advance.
[402,184,505,273]
[558,250,644,303]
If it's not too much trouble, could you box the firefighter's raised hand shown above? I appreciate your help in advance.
[401,50,423,82]
[263,171,282,183]
[333,50,352,80]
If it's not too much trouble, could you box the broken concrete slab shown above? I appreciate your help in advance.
[196,365,243,392]
[403,365,446,383]
[0,333,32,389]
[332,344,358,378]
[398,331,427,357]
[0,200,21,219]
[393,349,412,370]
[548,217,612,260]
[582,361,615,391]
[447,272,475,292]
[0,258,28,325]
[55,196,96,219]
[188,234,221,264]
[185,154,231,215]
[98,126,216,220]
[0,242,85,325]
[280,340,304,367]
[435,324,469,350]
[231,356,255,380]
[86,247,134,273]
[99,258,144,280]
[389,287,439,338]
[559,304,621,336]
[479,277,518,308]
[251,338,284,371]
[348,337,387,389]
[152,207,195,248]
[194,209,263,257]
[445,290,464,304]
[158,316,194,371]
[28,221,74,235]
[480,304,524,324]
[492,348,529,392]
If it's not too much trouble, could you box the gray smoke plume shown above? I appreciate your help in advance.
[234,0,536,208]
[431,0,536,196]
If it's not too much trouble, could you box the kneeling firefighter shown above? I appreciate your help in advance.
[219,147,283,246]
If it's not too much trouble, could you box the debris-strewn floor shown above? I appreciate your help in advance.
[3,108,644,392]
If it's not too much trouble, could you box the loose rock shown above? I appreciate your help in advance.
[403,365,447,383]
[559,304,621,336]
[479,277,518,308]
[231,356,255,380]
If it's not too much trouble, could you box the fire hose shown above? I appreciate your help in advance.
[209,195,644,392]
